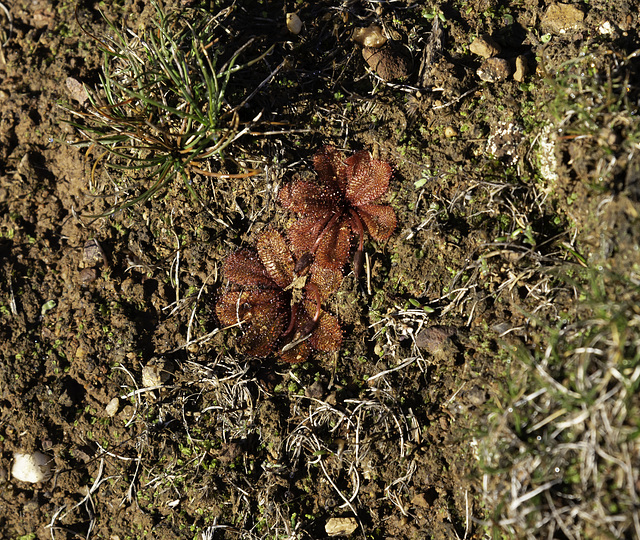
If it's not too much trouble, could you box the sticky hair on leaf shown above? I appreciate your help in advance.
[280,146,396,276]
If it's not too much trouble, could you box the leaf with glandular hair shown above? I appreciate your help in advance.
[279,338,311,363]
[257,230,295,289]
[315,221,352,271]
[223,250,275,288]
[356,203,397,241]
[240,303,289,357]
[216,289,288,357]
[287,215,329,258]
[312,146,348,191]
[309,263,343,301]
[345,151,393,206]
[310,312,342,352]
[280,179,340,217]
[216,289,284,327]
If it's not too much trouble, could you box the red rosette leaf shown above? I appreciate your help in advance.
[280,179,340,217]
[345,151,392,206]
[313,146,348,192]
[216,290,288,357]
[257,230,295,289]
[287,215,329,258]
[356,204,396,241]
[310,312,342,352]
[223,250,274,288]
[241,306,289,357]
[279,340,311,363]
[316,220,352,270]
[309,263,343,301]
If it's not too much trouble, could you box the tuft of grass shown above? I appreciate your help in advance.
[66,3,268,217]
[535,46,640,191]
[478,268,640,539]
[542,48,640,147]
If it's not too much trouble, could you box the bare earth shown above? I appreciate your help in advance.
[1,1,640,539]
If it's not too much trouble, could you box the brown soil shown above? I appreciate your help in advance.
[1,1,639,539]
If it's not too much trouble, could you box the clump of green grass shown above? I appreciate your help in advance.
[535,46,640,190]
[543,48,640,144]
[67,3,269,216]
[478,268,640,539]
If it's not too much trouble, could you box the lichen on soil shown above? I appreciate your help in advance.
[1,1,640,539]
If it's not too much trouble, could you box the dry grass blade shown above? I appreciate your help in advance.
[479,271,640,538]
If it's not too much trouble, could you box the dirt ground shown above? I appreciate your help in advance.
[1,0,640,539]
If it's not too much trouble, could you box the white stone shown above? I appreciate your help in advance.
[12,451,52,483]
[352,25,387,48]
[325,517,358,536]
[598,21,613,35]
[142,364,162,387]
[141,359,171,388]
[286,13,302,35]
[105,397,120,417]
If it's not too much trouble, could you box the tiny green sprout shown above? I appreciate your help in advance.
[41,300,56,316]
[414,175,428,189]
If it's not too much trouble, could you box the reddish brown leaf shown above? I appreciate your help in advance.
[309,263,343,301]
[316,221,352,270]
[313,146,348,192]
[216,290,284,327]
[356,204,397,241]
[279,339,311,363]
[241,306,289,357]
[310,312,342,352]
[287,215,329,258]
[223,250,274,288]
[345,151,392,206]
[257,230,295,289]
[216,289,288,357]
[280,179,340,217]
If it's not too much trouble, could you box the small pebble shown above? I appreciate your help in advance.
[598,21,614,35]
[78,267,97,284]
[105,397,120,417]
[66,77,89,106]
[477,57,512,82]
[12,452,52,483]
[83,239,107,267]
[415,325,456,353]
[513,55,528,82]
[325,517,358,536]
[469,34,501,59]
[541,3,585,34]
[142,363,163,388]
[286,13,302,35]
[362,46,410,81]
[444,126,458,138]
[141,358,172,388]
[352,25,387,48]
